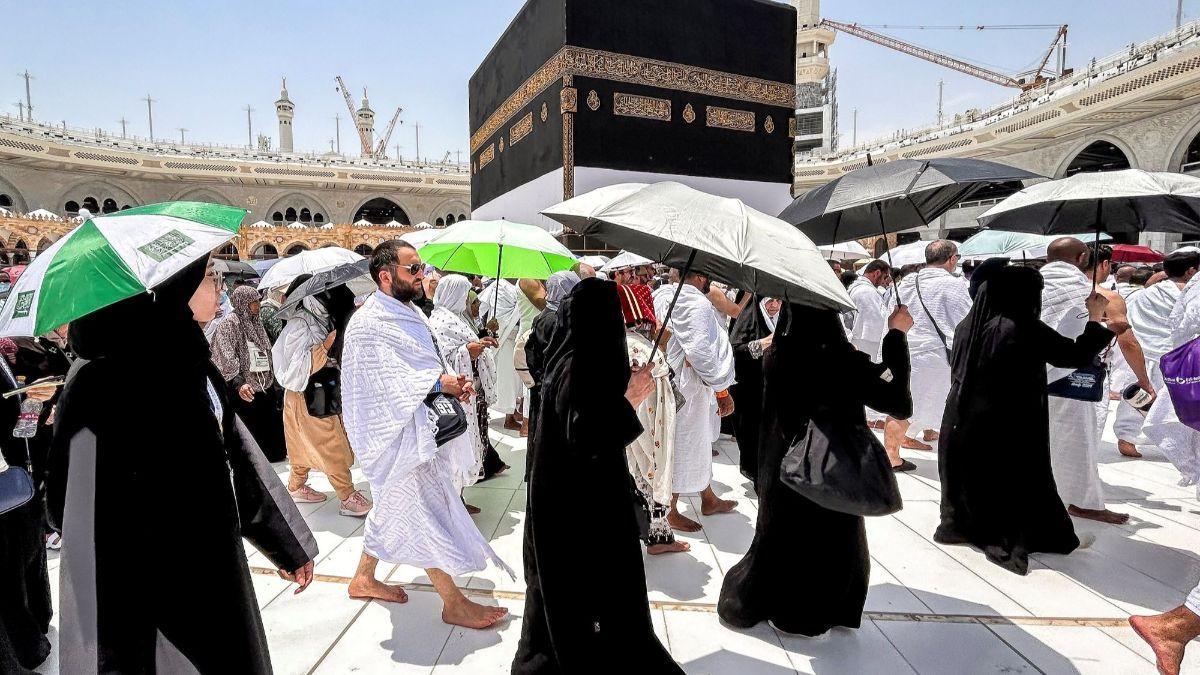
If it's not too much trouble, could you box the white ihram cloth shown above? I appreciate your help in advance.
[430,276,497,486]
[1040,262,1106,510]
[341,291,512,576]
[480,279,523,415]
[898,267,971,436]
[1142,275,1200,491]
[1113,282,1182,444]
[625,330,676,507]
[654,283,735,494]
[848,277,887,358]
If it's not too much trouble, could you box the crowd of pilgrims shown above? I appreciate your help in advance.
[2,235,1200,674]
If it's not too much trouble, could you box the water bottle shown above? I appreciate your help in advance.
[13,376,41,438]
[1122,383,1155,418]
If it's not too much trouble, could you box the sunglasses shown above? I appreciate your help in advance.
[391,263,424,276]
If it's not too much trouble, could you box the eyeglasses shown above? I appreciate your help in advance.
[390,263,424,276]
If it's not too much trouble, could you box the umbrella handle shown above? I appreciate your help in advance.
[648,249,697,367]
[491,243,504,337]
[877,203,903,306]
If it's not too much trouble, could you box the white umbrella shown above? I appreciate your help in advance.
[0,207,10,216]
[600,250,653,272]
[817,241,871,261]
[353,218,373,227]
[247,219,273,229]
[576,255,610,268]
[413,221,433,230]
[384,219,403,228]
[26,209,60,221]
[876,240,929,268]
[542,182,851,311]
[398,228,444,248]
[286,221,307,229]
[258,247,363,289]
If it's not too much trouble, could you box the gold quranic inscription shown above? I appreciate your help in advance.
[706,106,755,132]
[613,93,672,122]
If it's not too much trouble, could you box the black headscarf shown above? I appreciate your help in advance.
[729,294,772,349]
[968,257,1013,300]
[951,265,1044,389]
[315,284,356,360]
[766,303,856,436]
[542,278,630,402]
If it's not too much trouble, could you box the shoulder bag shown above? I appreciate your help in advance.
[780,406,903,517]
[0,444,34,516]
[1047,339,1110,403]
[304,362,342,418]
[424,328,470,446]
[913,275,953,363]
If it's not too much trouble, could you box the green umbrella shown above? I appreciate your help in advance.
[0,201,246,336]
[417,219,577,313]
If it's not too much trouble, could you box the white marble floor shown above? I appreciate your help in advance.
[37,403,1200,674]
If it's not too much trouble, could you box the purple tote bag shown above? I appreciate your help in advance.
[1160,337,1200,432]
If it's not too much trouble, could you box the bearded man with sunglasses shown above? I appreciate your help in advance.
[341,240,513,629]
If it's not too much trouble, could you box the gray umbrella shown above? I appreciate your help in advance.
[276,259,375,320]
[213,258,260,277]
[780,158,1043,245]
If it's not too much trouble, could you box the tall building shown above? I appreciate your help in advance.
[356,89,375,156]
[275,77,294,153]
[793,0,836,154]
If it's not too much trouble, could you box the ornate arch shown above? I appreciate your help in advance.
[262,191,331,225]
[282,241,311,255]
[169,186,234,205]
[0,175,29,213]
[348,193,413,225]
[56,179,144,214]
[428,197,470,224]
[1166,109,1200,172]
[1053,134,1140,178]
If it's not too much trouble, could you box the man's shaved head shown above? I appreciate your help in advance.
[1115,265,1135,283]
[1046,237,1090,270]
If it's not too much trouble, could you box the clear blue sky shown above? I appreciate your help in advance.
[0,0,1191,159]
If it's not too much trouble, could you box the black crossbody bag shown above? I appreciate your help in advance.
[914,276,953,363]
[423,328,469,446]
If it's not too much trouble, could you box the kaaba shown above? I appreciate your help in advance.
[469,0,798,250]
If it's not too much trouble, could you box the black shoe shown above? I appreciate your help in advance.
[891,459,917,473]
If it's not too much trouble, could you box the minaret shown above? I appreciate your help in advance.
[275,77,294,153]
[793,0,833,83]
[356,88,375,157]
[792,0,836,154]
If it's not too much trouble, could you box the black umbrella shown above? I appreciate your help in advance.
[276,259,374,320]
[780,158,1043,245]
[213,258,259,277]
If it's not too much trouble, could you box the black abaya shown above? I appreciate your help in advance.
[729,296,772,491]
[719,305,912,637]
[935,266,1113,575]
[48,258,319,673]
[513,279,681,675]
[520,308,557,477]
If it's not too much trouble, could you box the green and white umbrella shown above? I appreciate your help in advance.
[416,219,577,281]
[0,201,246,336]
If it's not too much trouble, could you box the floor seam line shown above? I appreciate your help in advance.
[305,598,374,675]
[979,621,1048,675]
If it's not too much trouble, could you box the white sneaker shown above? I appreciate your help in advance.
[340,490,372,517]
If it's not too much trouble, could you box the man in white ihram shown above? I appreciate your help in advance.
[1039,237,1128,524]
[888,240,971,456]
[846,259,894,434]
[653,269,737,532]
[341,240,512,629]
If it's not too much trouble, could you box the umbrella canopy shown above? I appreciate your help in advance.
[1111,243,1165,263]
[258,247,362,289]
[250,258,282,276]
[276,259,375,320]
[600,250,654,272]
[397,228,445,248]
[0,201,245,336]
[247,219,273,229]
[352,219,373,227]
[416,219,577,280]
[576,255,611,268]
[25,209,61,221]
[817,241,871,261]
[876,240,930,268]
[542,182,852,311]
[978,170,1200,236]
[384,219,404,228]
[957,229,1113,260]
[781,158,1042,245]
[213,259,259,277]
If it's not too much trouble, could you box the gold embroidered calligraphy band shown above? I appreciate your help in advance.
[613,93,672,121]
[471,46,796,153]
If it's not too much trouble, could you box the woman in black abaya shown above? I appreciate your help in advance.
[934,264,1113,575]
[48,257,318,673]
[719,302,913,636]
[729,296,778,491]
[513,278,681,675]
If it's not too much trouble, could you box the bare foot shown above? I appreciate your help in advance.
[465,503,481,515]
[1068,505,1130,524]
[922,430,940,442]
[701,497,737,516]
[667,509,702,532]
[901,437,933,451]
[442,599,509,629]
[647,541,692,555]
[348,576,409,604]
[1118,440,1144,458]
[1130,614,1188,675]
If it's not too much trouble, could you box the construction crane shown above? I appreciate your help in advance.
[440,151,451,164]
[374,106,403,159]
[335,76,374,157]
[820,20,1069,91]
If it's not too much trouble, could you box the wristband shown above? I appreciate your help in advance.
[433,378,443,394]
[715,389,730,399]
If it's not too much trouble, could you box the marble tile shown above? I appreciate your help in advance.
[989,624,1154,675]
[876,620,1036,674]
[312,589,450,675]
[1101,624,1200,674]
[776,620,917,675]
[260,577,373,675]
[663,610,797,675]
[431,596,523,673]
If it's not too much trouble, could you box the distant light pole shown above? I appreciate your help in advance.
[14,101,24,122]
[333,115,341,154]
[143,95,156,141]
[177,127,188,144]
[413,122,421,162]
[118,117,128,138]
[17,70,33,121]
[243,104,254,147]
